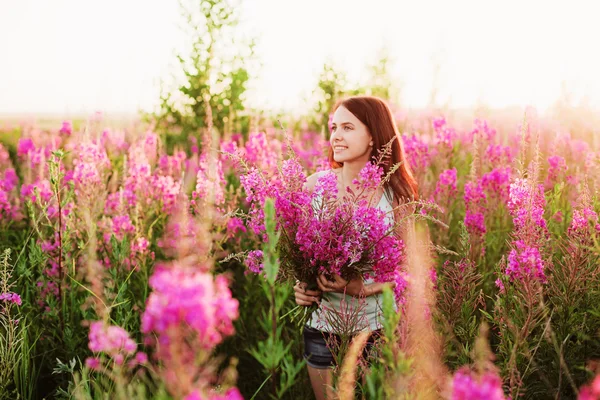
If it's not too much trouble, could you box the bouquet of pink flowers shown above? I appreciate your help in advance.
[239,148,408,307]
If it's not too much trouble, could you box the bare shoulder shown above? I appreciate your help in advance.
[304,168,340,191]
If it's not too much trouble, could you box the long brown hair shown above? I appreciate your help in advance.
[328,96,419,203]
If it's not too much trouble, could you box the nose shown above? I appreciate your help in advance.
[331,129,343,143]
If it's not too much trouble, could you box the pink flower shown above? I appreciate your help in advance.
[192,153,226,207]
[141,264,239,353]
[104,214,136,243]
[508,178,547,232]
[244,131,279,173]
[59,120,73,136]
[485,144,513,166]
[20,180,53,204]
[88,321,137,356]
[546,155,567,187]
[569,207,599,237]
[85,357,101,370]
[185,388,243,400]
[432,117,456,148]
[288,131,329,171]
[0,292,22,306]
[578,374,600,400]
[352,162,384,191]
[451,368,506,400]
[402,133,430,170]
[434,168,457,200]
[464,181,487,238]
[470,119,497,143]
[506,240,546,283]
[226,217,246,237]
[158,150,187,178]
[152,174,182,213]
[17,138,35,158]
[495,278,505,293]
[246,250,264,273]
[481,167,511,203]
[135,352,148,364]
[131,237,150,255]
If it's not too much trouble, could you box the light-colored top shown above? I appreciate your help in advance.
[307,170,398,333]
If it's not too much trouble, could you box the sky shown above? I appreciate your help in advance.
[0,0,599,116]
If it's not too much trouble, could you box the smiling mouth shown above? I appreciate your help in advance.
[333,145,348,151]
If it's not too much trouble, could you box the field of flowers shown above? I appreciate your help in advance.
[0,106,599,400]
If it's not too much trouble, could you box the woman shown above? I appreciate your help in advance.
[294,96,418,400]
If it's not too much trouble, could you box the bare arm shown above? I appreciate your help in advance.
[317,274,395,297]
[363,282,395,297]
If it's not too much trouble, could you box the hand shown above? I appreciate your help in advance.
[317,273,366,297]
[294,281,322,307]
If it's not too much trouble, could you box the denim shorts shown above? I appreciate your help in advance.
[302,325,381,369]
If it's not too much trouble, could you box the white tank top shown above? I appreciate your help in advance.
[307,170,398,333]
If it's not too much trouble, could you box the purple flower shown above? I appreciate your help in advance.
[17,138,35,158]
[470,119,497,143]
[451,368,506,400]
[245,131,279,173]
[569,207,599,237]
[88,321,137,356]
[485,144,513,166]
[59,120,73,136]
[0,292,22,306]
[546,155,567,187]
[508,179,547,232]
[141,264,239,353]
[465,212,486,237]
[85,357,101,370]
[192,153,226,207]
[495,278,505,293]
[481,167,511,203]
[432,117,456,148]
[246,250,264,273]
[226,217,247,236]
[352,162,384,191]
[401,133,430,171]
[506,240,546,283]
[434,168,457,200]
[313,170,338,204]
[464,181,487,237]
[578,374,600,400]
[185,387,243,400]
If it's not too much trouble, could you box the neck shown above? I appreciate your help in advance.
[340,160,368,189]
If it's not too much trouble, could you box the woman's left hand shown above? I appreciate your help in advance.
[317,273,366,297]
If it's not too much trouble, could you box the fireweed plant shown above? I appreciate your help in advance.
[1,108,600,399]
[68,198,242,399]
[0,249,27,400]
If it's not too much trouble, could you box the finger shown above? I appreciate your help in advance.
[304,289,321,296]
[316,279,330,292]
[333,274,346,285]
[296,293,320,303]
[296,299,314,306]
[318,274,330,288]
[294,281,308,292]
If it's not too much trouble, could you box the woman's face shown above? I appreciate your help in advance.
[330,106,373,164]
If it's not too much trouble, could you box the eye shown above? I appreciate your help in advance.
[344,126,352,131]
